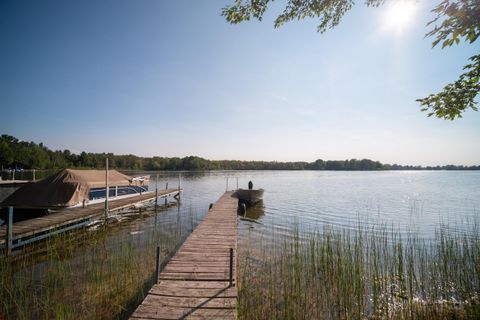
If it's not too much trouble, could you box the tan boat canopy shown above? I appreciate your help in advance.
[1,169,133,209]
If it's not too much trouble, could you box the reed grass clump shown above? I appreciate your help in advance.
[0,206,203,319]
[238,224,480,319]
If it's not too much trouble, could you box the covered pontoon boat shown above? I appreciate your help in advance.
[0,169,149,222]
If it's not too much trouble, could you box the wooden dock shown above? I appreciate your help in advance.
[0,180,30,187]
[130,192,238,320]
[0,189,179,249]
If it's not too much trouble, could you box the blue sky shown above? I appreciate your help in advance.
[1,0,479,165]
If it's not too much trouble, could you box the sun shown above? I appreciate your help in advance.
[383,0,417,34]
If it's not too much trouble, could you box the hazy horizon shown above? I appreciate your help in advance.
[1,1,479,166]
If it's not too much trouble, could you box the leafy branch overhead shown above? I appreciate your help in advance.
[222,0,385,33]
[419,0,480,120]
[221,0,480,120]
[427,0,480,48]
[417,54,479,120]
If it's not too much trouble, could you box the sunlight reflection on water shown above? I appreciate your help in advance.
[2,170,479,245]
[137,170,480,245]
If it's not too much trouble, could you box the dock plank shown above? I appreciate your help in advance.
[130,192,238,319]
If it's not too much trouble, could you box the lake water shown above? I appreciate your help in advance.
[143,170,480,242]
[1,170,479,242]
[1,169,479,317]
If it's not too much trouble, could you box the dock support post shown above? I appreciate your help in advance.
[238,203,247,216]
[155,246,161,283]
[226,177,229,191]
[33,168,36,181]
[6,207,13,256]
[155,174,158,206]
[229,247,233,287]
[163,178,167,206]
[177,173,181,200]
[104,158,109,221]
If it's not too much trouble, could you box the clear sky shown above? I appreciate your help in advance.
[1,0,479,165]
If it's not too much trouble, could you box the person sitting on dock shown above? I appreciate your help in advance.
[248,180,253,190]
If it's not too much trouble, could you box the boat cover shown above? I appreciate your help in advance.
[0,169,133,208]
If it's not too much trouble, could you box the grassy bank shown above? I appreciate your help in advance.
[0,206,203,319]
[238,224,480,319]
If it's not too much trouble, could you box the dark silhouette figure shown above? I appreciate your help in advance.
[248,181,253,190]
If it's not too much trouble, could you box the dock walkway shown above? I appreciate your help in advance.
[1,189,179,249]
[130,192,238,320]
[0,180,30,187]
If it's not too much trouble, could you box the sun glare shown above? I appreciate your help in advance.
[383,0,417,34]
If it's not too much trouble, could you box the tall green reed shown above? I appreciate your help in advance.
[238,223,480,319]
[0,205,203,319]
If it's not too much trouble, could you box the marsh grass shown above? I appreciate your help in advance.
[238,223,480,319]
[0,206,204,319]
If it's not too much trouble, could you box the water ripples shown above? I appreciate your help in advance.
[169,170,480,242]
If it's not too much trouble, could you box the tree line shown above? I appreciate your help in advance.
[1,134,478,171]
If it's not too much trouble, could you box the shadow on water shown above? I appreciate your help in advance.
[239,200,265,223]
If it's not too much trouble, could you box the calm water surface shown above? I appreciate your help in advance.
[144,170,480,243]
[2,170,479,243]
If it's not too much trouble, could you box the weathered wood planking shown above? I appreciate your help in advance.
[0,189,179,246]
[130,192,238,320]
[0,180,30,187]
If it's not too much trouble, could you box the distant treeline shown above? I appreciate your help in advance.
[1,134,479,171]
